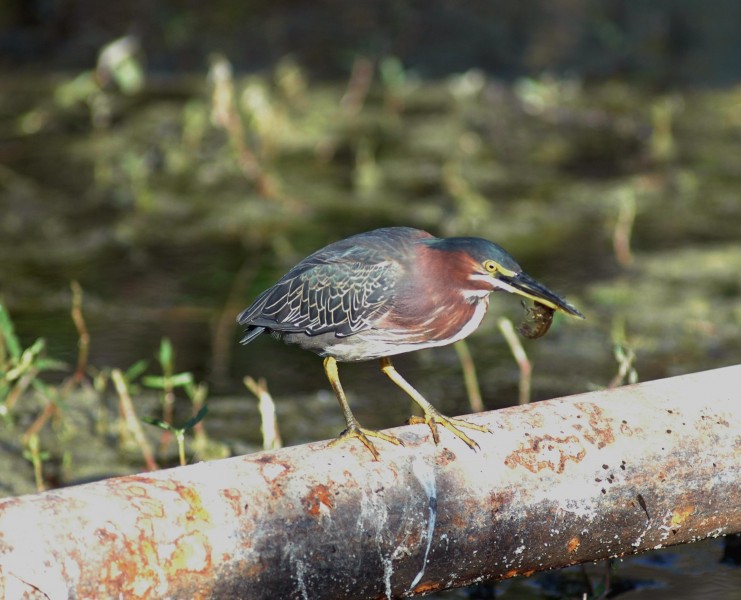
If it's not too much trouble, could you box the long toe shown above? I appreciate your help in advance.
[327,426,403,461]
[408,412,490,450]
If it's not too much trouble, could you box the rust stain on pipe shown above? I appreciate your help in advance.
[78,476,224,599]
[255,454,293,499]
[671,505,695,528]
[220,488,246,515]
[170,531,212,572]
[504,434,586,473]
[435,447,457,466]
[179,485,212,524]
[304,483,335,517]
[572,402,616,448]
[411,579,443,594]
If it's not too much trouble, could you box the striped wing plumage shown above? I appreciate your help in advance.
[238,253,399,340]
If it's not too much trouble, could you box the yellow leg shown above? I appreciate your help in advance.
[379,356,489,450]
[323,357,403,460]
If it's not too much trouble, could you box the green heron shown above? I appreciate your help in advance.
[238,227,583,459]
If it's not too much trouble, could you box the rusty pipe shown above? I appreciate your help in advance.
[0,365,740,599]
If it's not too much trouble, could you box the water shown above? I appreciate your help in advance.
[1,73,740,597]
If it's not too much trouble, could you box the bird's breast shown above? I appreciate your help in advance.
[376,291,490,345]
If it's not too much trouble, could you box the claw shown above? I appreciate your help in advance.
[379,356,489,451]
[327,425,404,461]
[407,411,489,450]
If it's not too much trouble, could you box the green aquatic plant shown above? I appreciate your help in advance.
[143,405,209,467]
[0,303,65,424]
[141,338,211,464]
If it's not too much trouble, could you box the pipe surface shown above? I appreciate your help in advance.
[1,365,740,599]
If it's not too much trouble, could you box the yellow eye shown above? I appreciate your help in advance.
[483,260,499,273]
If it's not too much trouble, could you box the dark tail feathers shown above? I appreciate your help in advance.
[240,326,266,345]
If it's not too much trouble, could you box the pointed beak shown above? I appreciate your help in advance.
[494,272,585,319]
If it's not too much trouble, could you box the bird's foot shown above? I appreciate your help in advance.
[407,411,489,450]
[328,425,404,461]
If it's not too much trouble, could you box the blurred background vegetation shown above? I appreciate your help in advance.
[1,2,740,597]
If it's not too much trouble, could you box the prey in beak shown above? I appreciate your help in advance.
[491,271,584,339]
[497,271,585,319]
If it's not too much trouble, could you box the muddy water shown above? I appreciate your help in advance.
[1,72,740,597]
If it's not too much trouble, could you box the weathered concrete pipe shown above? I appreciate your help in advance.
[1,365,740,599]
